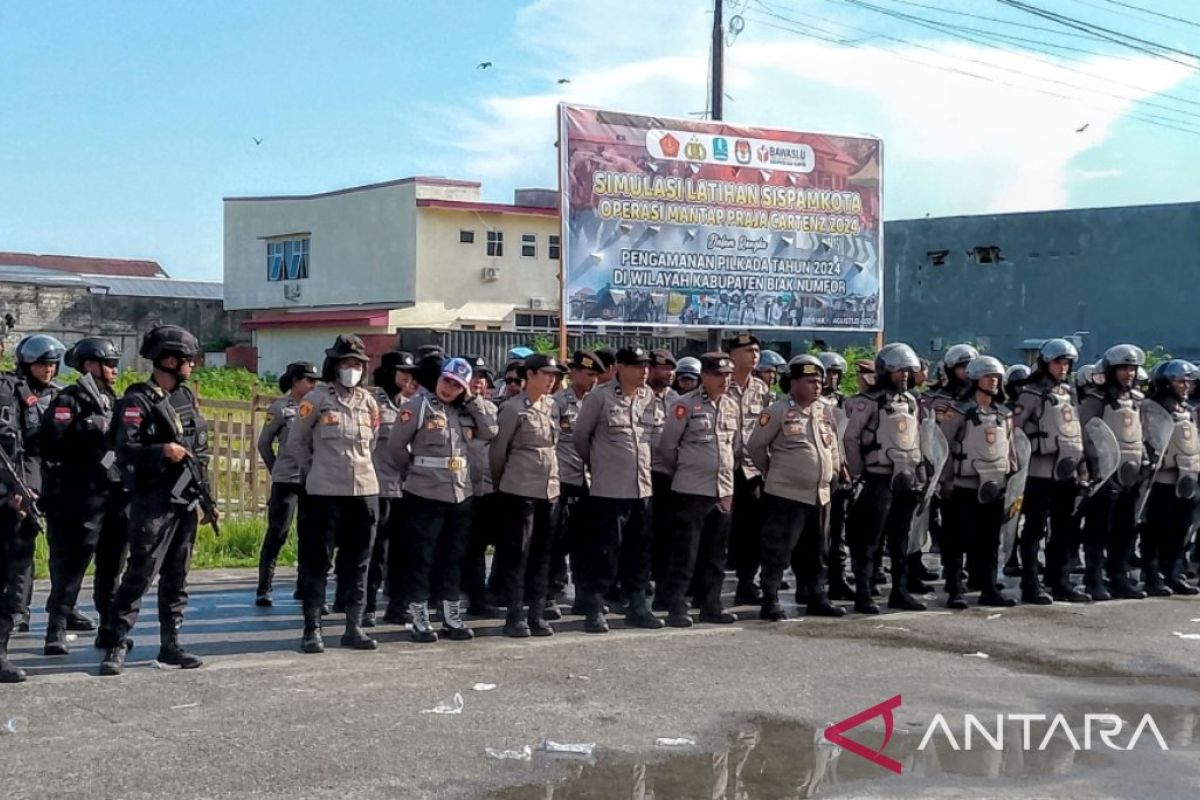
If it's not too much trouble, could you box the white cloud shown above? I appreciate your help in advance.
[1077,168,1126,180]
[442,0,1196,217]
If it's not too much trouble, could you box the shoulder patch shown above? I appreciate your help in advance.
[53,406,72,424]
[759,412,771,427]
[399,409,413,423]
[23,394,37,408]
[298,400,314,418]
[122,405,142,425]
[674,404,687,420]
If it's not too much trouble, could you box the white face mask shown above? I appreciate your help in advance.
[338,367,363,387]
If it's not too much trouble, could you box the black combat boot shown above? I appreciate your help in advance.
[1109,573,1147,600]
[805,582,846,618]
[887,555,926,611]
[759,588,787,622]
[527,603,555,637]
[542,599,562,621]
[98,640,127,677]
[827,570,857,602]
[667,599,695,627]
[341,606,379,650]
[65,609,96,631]
[440,600,475,641]
[0,633,26,683]
[301,607,325,653]
[583,594,610,634]
[853,564,880,615]
[503,607,531,638]
[733,579,762,606]
[44,616,69,656]
[157,621,204,669]
[1084,546,1111,601]
[626,591,665,629]
[255,561,275,607]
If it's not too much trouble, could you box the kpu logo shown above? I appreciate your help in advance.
[824,695,1169,775]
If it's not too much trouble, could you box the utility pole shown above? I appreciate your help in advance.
[707,0,725,353]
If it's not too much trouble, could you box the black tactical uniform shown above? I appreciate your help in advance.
[0,372,34,683]
[41,338,128,656]
[99,325,211,676]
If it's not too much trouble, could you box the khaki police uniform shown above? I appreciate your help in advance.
[749,396,841,611]
[288,382,380,619]
[654,387,739,615]
[1079,384,1147,596]
[572,379,656,615]
[1014,376,1086,597]
[255,395,306,603]
[388,389,497,614]
[489,390,560,622]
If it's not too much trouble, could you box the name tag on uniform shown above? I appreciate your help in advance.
[321,412,339,425]
[426,416,446,430]
[783,421,804,436]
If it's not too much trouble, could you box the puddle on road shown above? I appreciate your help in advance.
[491,704,1198,799]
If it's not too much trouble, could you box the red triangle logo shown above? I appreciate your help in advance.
[823,694,903,774]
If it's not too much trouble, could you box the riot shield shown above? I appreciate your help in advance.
[999,429,1032,565]
[1135,400,1176,523]
[908,417,949,554]
[1084,417,1120,496]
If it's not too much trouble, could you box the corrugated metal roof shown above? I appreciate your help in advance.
[0,265,221,300]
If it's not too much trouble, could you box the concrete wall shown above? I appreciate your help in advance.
[223,182,419,311]
[414,208,560,309]
[884,202,1200,365]
[0,281,249,367]
[253,326,386,377]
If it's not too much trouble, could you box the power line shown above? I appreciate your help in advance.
[829,0,1200,115]
[878,0,1121,43]
[743,2,1200,137]
[1096,0,1200,30]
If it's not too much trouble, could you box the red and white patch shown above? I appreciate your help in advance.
[122,406,142,424]
[674,404,687,420]
[23,394,37,408]
[54,407,72,424]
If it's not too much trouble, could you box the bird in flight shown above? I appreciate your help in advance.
[253,137,263,145]
[477,61,493,69]
[1075,123,1089,133]
[557,78,571,84]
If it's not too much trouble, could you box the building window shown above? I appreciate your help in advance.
[267,237,309,281]
[515,313,559,332]
[459,230,475,244]
[487,230,503,257]
[548,234,561,260]
[521,233,537,258]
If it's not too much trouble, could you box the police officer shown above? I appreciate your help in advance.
[98,325,214,676]
[1141,360,1200,596]
[843,343,927,614]
[938,356,1017,608]
[754,350,787,401]
[459,354,503,620]
[389,357,497,642]
[725,331,772,605]
[40,337,127,656]
[647,349,678,594]
[8,334,65,631]
[818,351,855,601]
[750,355,846,620]
[1080,344,1149,601]
[1005,364,1031,407]
[363,351,416,625]
[550,351,602,610]
[655,352,740,627]
[673,356,701,395]
[287,335,380,654]
[1013,339,1088,603]
[254,361,319,607]
[572,346,661,633]
[499,359,525,405]
[490,354,565,637]
[0,362,40,681]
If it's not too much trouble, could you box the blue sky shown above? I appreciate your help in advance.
[2,0,1199,280]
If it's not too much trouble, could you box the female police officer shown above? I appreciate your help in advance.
[287,335,380,654]
[255,361,319,607]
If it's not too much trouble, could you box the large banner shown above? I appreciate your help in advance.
[558,104,883,331]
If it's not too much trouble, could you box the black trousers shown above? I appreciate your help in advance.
[258,481,303,588]
[729,469,764,585]
[1022,477,1077,592]
[942,487,1004,596]
[402,494,472,606]
[45,491,128,627]
[549,482,587,596]
[0,508,37,640]
[494,493,554,614]
[1144,483,1195,584]
[822,487,852,583]
[650,471,674,585]
[297,494,377,614]
[460,493,500,608]
[848,475,920,590]
[1083,479,1139,581]
[104,497,198,641]
[578,496,652,612]
[365,496,401,613]
[659,492,731,611]
[761,493,826,602]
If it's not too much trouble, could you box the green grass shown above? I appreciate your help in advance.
[32,516,294,578]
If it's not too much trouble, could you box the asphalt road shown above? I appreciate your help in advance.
[2,568,1199,799]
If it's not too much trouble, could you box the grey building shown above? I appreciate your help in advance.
[883,201,1200,366]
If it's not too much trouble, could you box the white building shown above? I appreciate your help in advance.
[223,176,562,375]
